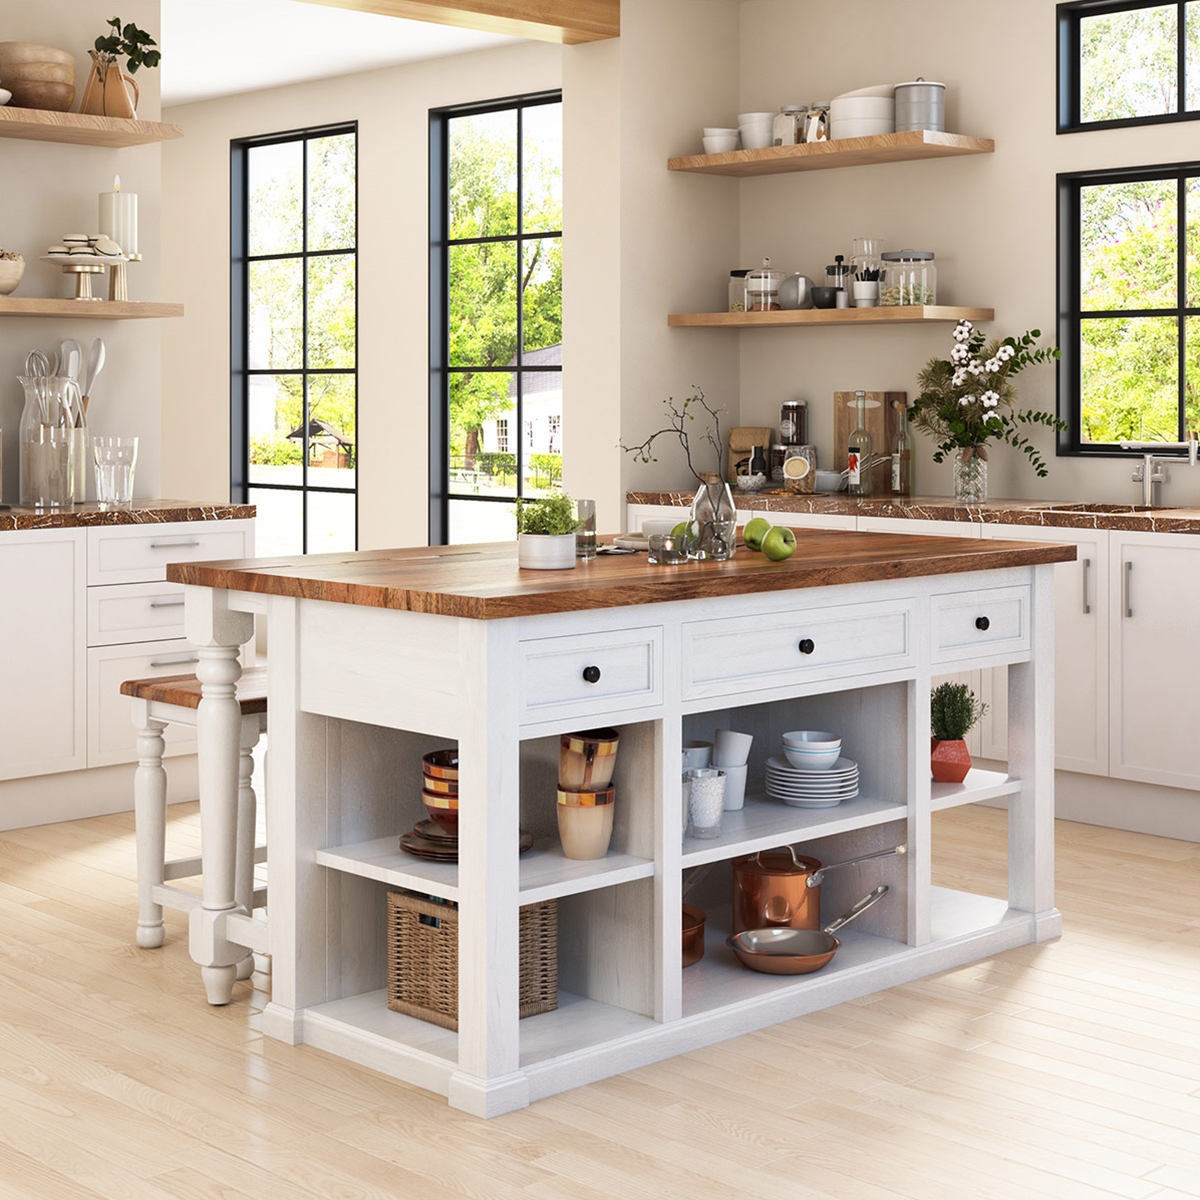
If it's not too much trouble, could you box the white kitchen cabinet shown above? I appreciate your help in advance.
[857,515,981,539]
[1107,530,1200,790]
[0,529,87,781]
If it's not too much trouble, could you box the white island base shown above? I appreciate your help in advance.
[176,536,1065,1117]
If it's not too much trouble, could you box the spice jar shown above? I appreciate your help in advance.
[772,104,805,146]
[782,445,817,494]
[779,400,807,446]
[745,257,784,312]
[728,269,750,313]
[880,250,937,306]
[803,102,830,143]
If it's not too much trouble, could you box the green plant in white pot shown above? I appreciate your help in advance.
[515,493,580,570]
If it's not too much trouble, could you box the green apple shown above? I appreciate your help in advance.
[760,524,797,562]
[742,516,772,552]
[670,520,690,540]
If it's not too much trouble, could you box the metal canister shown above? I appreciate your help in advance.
[894,79,946,132]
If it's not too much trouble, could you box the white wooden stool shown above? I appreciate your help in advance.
[122,667,268,974]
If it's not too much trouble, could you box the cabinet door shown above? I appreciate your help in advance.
[1109,531,1200,790]
[857,515,980,539]
[0,529,87,780]
[981,524,1108,774]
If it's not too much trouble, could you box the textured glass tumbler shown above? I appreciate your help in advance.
[93,435,138,507]
[575,498,597,559]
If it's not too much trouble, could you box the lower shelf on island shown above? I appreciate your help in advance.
[931,767,1020,812]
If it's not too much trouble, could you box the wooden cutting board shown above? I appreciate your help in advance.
[834,391,906,494]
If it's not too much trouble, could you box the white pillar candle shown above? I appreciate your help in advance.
[98,175,138,257]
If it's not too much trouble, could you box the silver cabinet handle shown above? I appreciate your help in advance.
[150,599,186,609]
[150,540,201,549]
[1081,557,1091,614]
[150,656,200,668]
[1123,560,1133,618]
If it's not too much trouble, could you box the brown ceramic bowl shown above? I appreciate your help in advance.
[421,788,459,834]
[422,748,459,782]
[682,904,706,967]
[421,774,458,797]
[0,43,75,111]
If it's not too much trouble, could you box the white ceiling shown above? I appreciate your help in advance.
[160,0,522,107]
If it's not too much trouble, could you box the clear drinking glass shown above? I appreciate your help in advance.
[575,498,597,559]
[93,435,139,507]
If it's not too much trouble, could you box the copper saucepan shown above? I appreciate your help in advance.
[731,843,906,934]
[728,885,890,975]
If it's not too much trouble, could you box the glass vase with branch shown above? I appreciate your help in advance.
[623,388,737,560]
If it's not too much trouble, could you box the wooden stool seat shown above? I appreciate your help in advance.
[123,667,268,977]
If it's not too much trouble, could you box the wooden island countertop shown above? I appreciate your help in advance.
[167,527,1076,620]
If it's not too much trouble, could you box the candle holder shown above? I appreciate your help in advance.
[648,533,687,564]
[107,253,140,301]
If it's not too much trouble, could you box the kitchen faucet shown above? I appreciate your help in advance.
[1119,436,1200,506]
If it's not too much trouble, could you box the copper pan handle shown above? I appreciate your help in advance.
[805,844,906,888]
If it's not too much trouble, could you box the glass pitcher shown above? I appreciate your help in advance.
[688,472,737,560]
[18,375,80,508]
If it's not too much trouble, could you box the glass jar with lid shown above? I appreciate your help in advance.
[745,257,784,312]
[802,102,830,143]
[880,250,937,306]
[772,105,805,146]
[779,399,807,446]
[728,269,750,313]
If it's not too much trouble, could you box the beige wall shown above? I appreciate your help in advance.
[733,0,1200,505]
[162,40,562,550]
[0,0,164,502]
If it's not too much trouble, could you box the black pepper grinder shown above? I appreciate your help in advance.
[749,445,767,477]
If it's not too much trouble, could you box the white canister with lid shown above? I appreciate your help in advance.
[894,79,945,132]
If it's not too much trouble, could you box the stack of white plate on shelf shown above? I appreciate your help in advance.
[764,755,860,807]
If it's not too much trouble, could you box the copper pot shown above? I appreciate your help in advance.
[681,904,706,967]
[731,843,906,935]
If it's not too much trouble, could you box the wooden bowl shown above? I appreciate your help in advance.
[0,258,25,296]
[0,43,75,111]
[421,789,459,833]
[421,748,459,782]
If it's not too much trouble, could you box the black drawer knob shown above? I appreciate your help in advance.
[798,638,815,655]
[975,616,990,631]
[582,665,602,684]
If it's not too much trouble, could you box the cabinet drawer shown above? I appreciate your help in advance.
[88,520,254,586]
[87,640,205,767]
[519,627,663,722]
[682,599,913,700]
[87,581,187,646]
[931,584,1030,664]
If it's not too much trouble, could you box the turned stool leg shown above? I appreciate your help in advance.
[133,704,169,950]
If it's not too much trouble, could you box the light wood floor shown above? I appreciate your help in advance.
[0,804,1197,1200]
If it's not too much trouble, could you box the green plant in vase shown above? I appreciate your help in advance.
[930,680,989,784]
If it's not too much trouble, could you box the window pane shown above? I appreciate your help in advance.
[450,370,515,497]
[449,499,515,544]
[307,132,356,252]
[247,487,303,557]
[1081,4,1178,122]
[522,237,562,355]
[519,369,562,497]
[523,102,562,234]
[248,375,303,486]
[1081,315,1179,442]
[306,374,356,490]
[306,490,356,554]
[248,141,302,256]
[249,259,303,369]
[449,241,517,367]
[1081,178,1177,311]
[1188,316,1200,430]
[449,109,517,239]
[1188,2,1200,110]
[307,253,356,369]
[1188,176,1200,308]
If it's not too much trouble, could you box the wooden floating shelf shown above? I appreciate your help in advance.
[668,131,994,178]
[668,306,995,328]
[0,106,183,148]
[0,297,184,320]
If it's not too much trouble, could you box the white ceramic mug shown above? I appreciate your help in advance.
[720,762,748,811]
[682,740,713,772]
[713,728,753,767]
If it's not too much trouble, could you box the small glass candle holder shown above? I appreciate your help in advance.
[686,768,726,839]
[648,533,687,564]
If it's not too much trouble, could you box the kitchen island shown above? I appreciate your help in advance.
[170,529,1073,1116]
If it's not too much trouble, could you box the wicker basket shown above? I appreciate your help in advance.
[386,890,558,1031]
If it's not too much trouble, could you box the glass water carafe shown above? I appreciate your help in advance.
[19,375,81,508]
[688,472,737,560]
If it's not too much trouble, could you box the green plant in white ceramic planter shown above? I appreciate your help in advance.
[515,493,580,569]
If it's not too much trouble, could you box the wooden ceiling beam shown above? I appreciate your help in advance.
[294,0,619,44]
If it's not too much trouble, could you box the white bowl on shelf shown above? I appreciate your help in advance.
[781,730,842,770]
[703,135,740,154]
[703,126,738,136]
[738,125,773,150]
[0,88,11,106]
[830,116,894,140]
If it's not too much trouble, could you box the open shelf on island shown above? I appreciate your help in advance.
[0,297,184,320]
[668,305,994,328]
[681,793,907,867]
[931,767,1020,812]
[668,130,994,177]
[0,106,182,147]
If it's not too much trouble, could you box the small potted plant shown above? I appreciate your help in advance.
[515,493,580,570]
[930,681,989,783]
[79,17,160,118]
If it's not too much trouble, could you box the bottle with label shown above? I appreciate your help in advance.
[749,445,767,478]
[847,390,872,497]
[890,400,912,497]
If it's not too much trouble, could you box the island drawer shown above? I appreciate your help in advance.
[519,626,663,722]
[87,581,186,646]
[88,520,254,586]
[681,598,913,700]
[931,583,1030,664]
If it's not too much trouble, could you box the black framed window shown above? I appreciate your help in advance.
[231,123,357,556]
[429,92,562,546]
[1058,162,1200,451]
[1058,0,1200,132]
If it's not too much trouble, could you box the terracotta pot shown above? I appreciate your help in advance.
[930,737,972,783]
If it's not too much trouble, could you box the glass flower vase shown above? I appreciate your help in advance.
[688,473,737,560]
[952,448,988,505]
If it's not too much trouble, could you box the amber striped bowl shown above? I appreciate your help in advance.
[421,788,459,833]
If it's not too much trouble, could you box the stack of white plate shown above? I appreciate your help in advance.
[764,754,859,807]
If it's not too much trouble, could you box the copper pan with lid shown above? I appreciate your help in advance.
[731,843,905,934]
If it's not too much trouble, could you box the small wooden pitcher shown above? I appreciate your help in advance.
[78,50,139,119]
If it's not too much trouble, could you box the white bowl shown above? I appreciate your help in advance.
[737,111,775,124]
[783,730,840,750]
[0,88,11,106]
[830,97,895,118]
[835,83,896,99]
[738,125,773,150]
[814,469,845,493]
[703,135,740,154]
[782,731,842,771]
[735,473,768,493]
[830,117,894,140]
[703,126,738,136]
[641,518,677,539]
